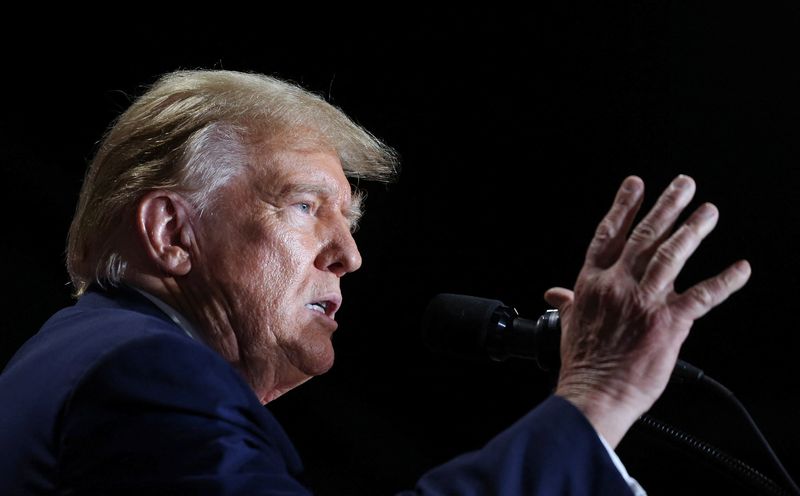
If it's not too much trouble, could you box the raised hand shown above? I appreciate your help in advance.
[545,175,751,447]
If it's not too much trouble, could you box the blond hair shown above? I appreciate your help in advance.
[67,70,398,296]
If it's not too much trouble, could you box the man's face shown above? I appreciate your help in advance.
[193,147,362,401]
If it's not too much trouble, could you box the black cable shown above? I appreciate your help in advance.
[637,414,791,496]
[666,360,799,494]
[421,301,799,492]
[637,364,800,495]
[697,374,800,496]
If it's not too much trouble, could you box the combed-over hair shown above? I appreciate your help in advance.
[66,70,398,296]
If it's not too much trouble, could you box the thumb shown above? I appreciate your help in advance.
[544,287,574,311]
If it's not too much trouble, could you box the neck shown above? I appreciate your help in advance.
[123,271,305,404]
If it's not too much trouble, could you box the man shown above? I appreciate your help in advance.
[0,70,750,494]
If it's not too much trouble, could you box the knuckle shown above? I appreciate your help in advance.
[637,279,661,300]
[688,215,705,231]
[680,219,703,239]
[720,268,738,288]
[586,241,605,264]
[630,222,658,243]
[690,285,715,308]
[632,287,652,310]
[645,307,672,331]
[664,192,681,207]
[660,187,685,208]
[594,219,617,242]
[597,278,626,306]
[652,244,679,267]
[654,231,691,264]
[615,192,636,208]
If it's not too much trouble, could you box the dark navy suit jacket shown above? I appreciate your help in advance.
[0,287,632,495]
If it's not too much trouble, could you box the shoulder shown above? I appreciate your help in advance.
[55,309,307,493]
[50,289,276,446]
[65,329,258,417]
[0,288,307,495]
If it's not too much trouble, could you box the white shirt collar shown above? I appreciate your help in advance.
[128,285,205,344]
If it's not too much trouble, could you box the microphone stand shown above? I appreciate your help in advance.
[637,370,800,496]
[422,295,799,494]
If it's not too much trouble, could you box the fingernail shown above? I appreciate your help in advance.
[623,177,642,193]
[736,260,752,274]
[673,174,692,189]
[699,203,718,219]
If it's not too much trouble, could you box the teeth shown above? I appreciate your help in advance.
[306,302,327,313]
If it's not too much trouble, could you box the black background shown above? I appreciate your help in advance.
[2,5,799,495]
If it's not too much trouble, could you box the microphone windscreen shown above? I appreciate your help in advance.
[422,294,504,357]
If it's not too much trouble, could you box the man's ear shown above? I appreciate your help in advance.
[135,191,196,276]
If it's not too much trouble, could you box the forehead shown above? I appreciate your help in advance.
[249,147,352,198]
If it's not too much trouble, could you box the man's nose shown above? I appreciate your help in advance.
[316,223,363,277]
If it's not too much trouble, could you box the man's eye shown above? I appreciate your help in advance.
[296,202,312,214]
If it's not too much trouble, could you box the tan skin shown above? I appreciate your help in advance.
[125,147,361,404]
[125,155,749,448]
[548,175,751,447]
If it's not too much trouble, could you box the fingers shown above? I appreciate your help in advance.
[672,260,752,320]
[584,176,644,269]
[639,203,719,294]
[620,175,696,277]
[544,287,574,310]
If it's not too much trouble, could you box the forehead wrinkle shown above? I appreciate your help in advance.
[250,146,361,227]
[278,182,335,197]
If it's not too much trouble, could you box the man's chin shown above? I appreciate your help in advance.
[302,348,336,377]
[291,337,336,377]
[257,351,333,404]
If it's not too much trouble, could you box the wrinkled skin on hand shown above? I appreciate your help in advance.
[546,175,751,447]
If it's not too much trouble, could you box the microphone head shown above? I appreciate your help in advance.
[422,293,507,359]
[422,293,562,367]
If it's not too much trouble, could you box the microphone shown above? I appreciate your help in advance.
[422,293,704,381]
[422,293,561,370]
[423,296,800,495]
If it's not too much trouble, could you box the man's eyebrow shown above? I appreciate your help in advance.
[279,183,335,197]
[348,191,364,231]
[279,183,364,230]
